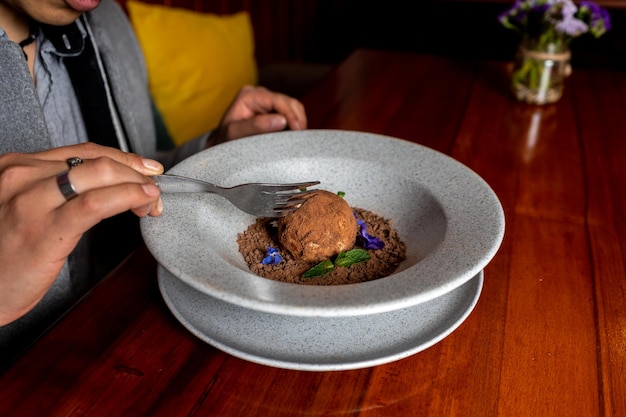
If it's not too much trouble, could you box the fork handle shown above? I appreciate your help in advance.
[152,174,221,194]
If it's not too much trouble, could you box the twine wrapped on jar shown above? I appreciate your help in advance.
[511,39,572,105]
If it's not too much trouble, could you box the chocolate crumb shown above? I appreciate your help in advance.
[237,208,406,285]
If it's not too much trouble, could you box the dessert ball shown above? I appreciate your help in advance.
[277,190,357,263]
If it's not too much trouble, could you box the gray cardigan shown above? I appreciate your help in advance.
[0,0,207,365]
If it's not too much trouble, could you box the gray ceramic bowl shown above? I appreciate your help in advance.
[141,130,504,317]
[157,266,483,371]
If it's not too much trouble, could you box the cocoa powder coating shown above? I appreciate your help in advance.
[277,190,357,263]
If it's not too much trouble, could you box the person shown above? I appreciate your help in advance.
[0,0,307,364]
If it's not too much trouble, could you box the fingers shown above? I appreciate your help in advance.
[266,91,307,131]
[1,169,160,261]
[12,173,160,243]
[1,151,163,223]
[223,114,289,140]
[242,85,307,131]
[50,181,162,239]
[218,86,308,141]
[2,142,167,224]
[51,158,163,217]
[0,143,165,217]
[30,142,164,176]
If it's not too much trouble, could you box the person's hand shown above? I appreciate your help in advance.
[208,85,307,145]
[0,143,164,325]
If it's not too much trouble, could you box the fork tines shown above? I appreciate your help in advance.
[273,189,318,206]
[263,181,321,192]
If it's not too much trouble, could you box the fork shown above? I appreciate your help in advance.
[153,174,320,218]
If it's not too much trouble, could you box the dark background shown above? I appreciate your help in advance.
[308,0,626,70]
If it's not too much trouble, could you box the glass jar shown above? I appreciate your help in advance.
[511,36,571,105]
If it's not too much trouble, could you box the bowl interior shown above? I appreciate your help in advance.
[187,156,447,274]
[141,130,504,317]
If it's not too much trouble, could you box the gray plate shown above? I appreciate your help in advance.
[158,266,484,371]
[142,130,504,317]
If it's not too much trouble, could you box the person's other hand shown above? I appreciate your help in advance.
[0,143,164,325]
[208,85,307,144]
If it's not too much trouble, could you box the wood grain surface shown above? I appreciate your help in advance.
[1,49,624,417]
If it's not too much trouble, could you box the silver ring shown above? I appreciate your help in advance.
[66,157,83,169]
[56,170,78,201]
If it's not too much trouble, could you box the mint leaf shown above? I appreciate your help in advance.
[334,249,371,267]
[303,260,335,278]
[302,249,371,278]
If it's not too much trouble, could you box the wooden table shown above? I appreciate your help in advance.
[1,49,625,416]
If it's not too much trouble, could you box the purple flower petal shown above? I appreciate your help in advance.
[499,0,610,40]
[556,16,588,36]
[261,246,282,265]
[354,213,385,250]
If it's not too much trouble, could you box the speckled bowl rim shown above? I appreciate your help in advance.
[141,130,504,317]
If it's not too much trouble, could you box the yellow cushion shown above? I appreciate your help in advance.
[127,1,258,145]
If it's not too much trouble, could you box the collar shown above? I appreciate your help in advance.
[38,17,87,57]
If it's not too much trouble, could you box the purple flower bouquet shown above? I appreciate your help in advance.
[499,0,611,104]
